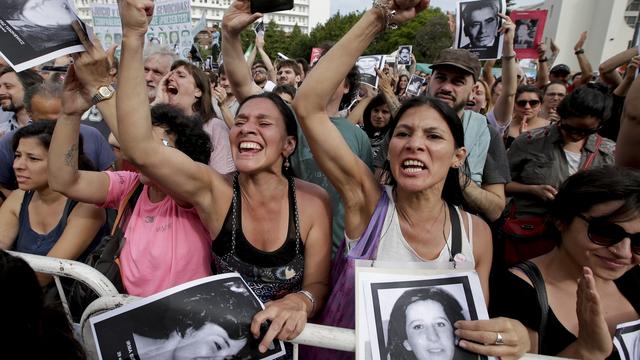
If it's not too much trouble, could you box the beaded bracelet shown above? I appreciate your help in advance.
[372,0,398,31]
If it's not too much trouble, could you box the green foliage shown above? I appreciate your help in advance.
[251,9,453,64]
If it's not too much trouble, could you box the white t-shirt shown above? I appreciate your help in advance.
[564,150,581,175]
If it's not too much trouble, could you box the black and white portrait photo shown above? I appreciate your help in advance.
[357,55,386,88]
[0,0,86,71]
[455,0,505,60]
[90,273,285,360]
[397,45,412,66]
[514,19,537,49]
[406,75,425,96]
[358,270,491,360]
[614,319,640,360]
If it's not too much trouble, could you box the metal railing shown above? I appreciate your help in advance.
[13,252,567,360]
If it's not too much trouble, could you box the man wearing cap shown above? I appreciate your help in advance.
[427,48,490,186]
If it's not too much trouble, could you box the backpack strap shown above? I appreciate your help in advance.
[581,134,603,171]
[513,260,549,352]
[447,203,462,260]
[110,181,143,235]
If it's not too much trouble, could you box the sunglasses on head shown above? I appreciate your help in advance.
[577,214,640,254]
[516,99,540,107]
[559,122,599,137]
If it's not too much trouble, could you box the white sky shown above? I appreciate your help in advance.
[330,0,544,15]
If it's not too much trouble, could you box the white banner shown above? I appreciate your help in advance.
[91,0,193,59]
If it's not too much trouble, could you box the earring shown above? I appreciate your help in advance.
[284,157,290,171]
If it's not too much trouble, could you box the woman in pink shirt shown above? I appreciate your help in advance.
[49,99,214,297]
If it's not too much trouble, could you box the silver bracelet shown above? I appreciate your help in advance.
[372,0,397,31]
[298,290,316,314]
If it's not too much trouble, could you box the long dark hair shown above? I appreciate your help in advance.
[383,96,469,206]
[170,60,215,122]
[13,121,95,171]
[236,92,298,178]
[363,95,391,138]
[0,250,86,360]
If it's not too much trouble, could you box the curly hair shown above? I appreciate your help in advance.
[150,104,212,165]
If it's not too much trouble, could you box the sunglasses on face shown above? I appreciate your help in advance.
[559,122,599,137]
[577,214,640,254]
[516,99,540,107]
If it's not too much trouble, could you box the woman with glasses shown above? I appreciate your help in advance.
[491,166,640,359]
[503,86,616,264]
[504,85,550,148]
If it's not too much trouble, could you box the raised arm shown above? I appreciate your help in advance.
[49,26,119,204]
[49,63,110,205]
[375,68,402,116]
[492,14,516,128]
[616,68,640,168]
[256,35,277,82]
[535,43,550,89]
[117,0,222,210]
[221,0,263,102]
[572,31,593,88]
[599,47,638,87]
[346,85,376,125]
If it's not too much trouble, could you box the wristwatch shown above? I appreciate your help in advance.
[91,85,115,105]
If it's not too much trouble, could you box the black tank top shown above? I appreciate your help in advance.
[212,173,304,303]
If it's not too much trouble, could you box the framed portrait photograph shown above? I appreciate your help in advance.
[406,74,425,96]
[510,10,548,59]
[90,273,286,360]
[357,267,492,360]
[454,0,506,60]
[396,45,412,66]
[357,55,386,89]
[614,319,640,360]
[0,0,86,71]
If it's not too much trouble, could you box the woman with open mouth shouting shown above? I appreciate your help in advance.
[293,0,529,359]
[152,60,236,175]
[116,0,332,356]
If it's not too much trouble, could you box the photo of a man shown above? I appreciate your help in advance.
[397,45,412,65]
[456,0,505,60]
[357,55,385,88]
[406,74,425,96]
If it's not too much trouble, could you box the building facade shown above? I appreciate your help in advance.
[73,0,331,34]
[519,0,637,70]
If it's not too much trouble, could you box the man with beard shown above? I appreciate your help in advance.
[0,68,43,135]
[276,59,302,88]
[251,62,276,91]
[427,48,490,185]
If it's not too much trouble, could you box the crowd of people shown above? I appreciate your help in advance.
[1,0,639,359]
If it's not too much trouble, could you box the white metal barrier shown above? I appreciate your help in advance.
[12,252,566,360]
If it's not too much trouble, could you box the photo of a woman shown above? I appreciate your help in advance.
[92,275,285,360]
[385,287,478,360]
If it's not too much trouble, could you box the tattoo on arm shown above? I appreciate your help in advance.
[64,143,79,169]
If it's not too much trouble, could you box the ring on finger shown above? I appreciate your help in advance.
[494,332,505,345]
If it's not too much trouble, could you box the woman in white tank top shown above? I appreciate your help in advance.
[294,2,530,359]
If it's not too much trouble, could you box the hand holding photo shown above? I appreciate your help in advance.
[90,273,286,360]
[0,0,87,71]
[357,55,386,89]
[406,74,425,96]
[510,10,548,59]
[454,0,506,60]
[358,269,492,360]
